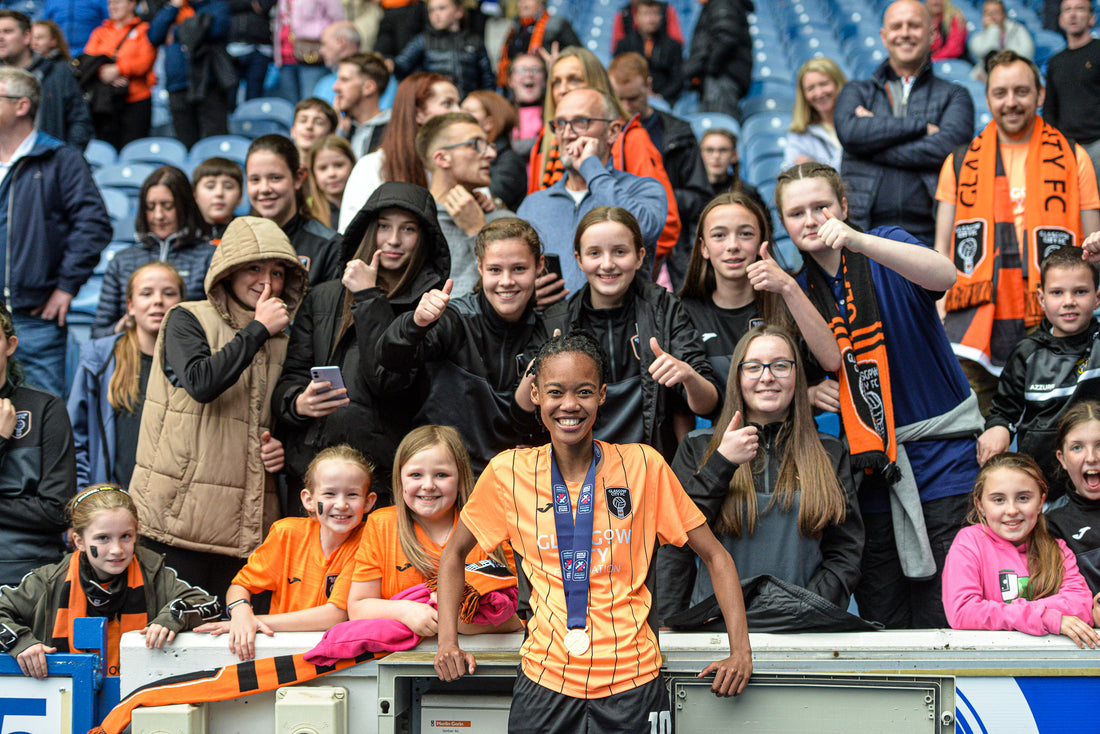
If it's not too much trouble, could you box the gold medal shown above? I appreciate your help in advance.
[564,627,590,656]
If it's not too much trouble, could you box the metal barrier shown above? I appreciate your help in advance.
[0,617,118,733]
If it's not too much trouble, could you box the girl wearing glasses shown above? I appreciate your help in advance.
[539,206,719,460]
[678,191,840,393]
[657,325,862,623]
[775,162,980,630]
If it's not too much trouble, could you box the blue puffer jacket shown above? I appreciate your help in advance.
[66,334,120,488]
[835,59,974,233]
[0,132,111,311]
[43,0,108,53]
[147,0,230,93]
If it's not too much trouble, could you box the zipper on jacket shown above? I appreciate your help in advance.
[4,158,24,305]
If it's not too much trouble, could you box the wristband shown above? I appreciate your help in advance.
[226,599,252,613]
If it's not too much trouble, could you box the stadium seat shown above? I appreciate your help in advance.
[189,135,251,168]
[110,217,137,244]
[119,137,188,168]
[230,118,290,139]
[94,163,157,195]
[93,241,132,276]
[231,96,296,128]
[84,139,117,171]
[686,112,741,140]
[100,188,131,222]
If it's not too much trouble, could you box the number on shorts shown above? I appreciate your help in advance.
[648,710,671,734]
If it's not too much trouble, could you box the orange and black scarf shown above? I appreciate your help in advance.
[496,11,550,88]
[804,250,899,479]
[53,553,147,677]
[944,119,1081,330]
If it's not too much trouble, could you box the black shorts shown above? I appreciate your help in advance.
[507,670,671,734]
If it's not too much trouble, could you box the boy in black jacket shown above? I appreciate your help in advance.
[978,245,1100,499]
[388,0,493,97]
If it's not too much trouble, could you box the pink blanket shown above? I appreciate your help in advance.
[303,583,519,666]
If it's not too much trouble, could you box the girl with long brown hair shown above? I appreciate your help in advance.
[338,73,461,233]
[942,452,1097,648]
[345,425,518,635]
[678,191,839,389]
[69,262,184,489]
[272,182,450,504]
[657,325,862,622]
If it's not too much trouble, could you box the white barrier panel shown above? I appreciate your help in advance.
[0,676,74,734]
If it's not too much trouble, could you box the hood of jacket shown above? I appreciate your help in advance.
[204,216,309,322]
[339,181,450,305]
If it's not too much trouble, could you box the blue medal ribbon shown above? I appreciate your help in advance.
[549,442,601,631]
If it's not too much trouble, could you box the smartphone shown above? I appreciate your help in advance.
[311,366,346,394]
[544,253,563,280]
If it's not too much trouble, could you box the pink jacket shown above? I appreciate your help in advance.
[942,524,1093,635]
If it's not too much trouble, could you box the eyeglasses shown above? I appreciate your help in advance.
[439,137,490,154]
[0,95,25,102]
[548,117,615,135]
[738,359,795,378]
[512,66,543,76]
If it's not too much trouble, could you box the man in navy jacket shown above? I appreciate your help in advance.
[0,68,110,396]
[835,0,973,245]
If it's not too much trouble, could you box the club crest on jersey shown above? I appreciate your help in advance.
[12,411,29,439]
[605,487,631,519]
[325,573,338,598]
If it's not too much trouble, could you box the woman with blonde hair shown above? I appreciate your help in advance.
[784,57,847,170]
[928,0,968,60]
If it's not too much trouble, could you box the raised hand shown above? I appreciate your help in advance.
[648,337,692,387]
[343,250,381,293]
[716,410,759,465]
[254,282,290,335]
[816,208,863,252]
[746,241,796,295]
[414,279,454,327]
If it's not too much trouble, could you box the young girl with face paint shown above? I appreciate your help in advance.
[433,333,752,732]
[1046,401,1100,627]
[272,182,451,501]
[246,134,343,287]
[942,453,1098,648]
[0,485,219,679]
[657,326,862,624]
[540,206,719,459]
[195,445,377,661]
[69,262,185,489]
[375,217,548,473]
[678,191,840,389]
[777,162,980,630]
[345,425,519,635]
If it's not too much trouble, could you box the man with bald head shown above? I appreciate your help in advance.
[516,88,667,305]
[835,0,974,244]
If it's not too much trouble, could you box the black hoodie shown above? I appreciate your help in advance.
[272,183,450,498]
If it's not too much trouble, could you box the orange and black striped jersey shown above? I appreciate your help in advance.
[352,506,495,600]
[462,441,705,698]
[232,517,364,612]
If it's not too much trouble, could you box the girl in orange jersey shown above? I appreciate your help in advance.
[196,445,377,661]
[434,332,752,734]
[345,425,521,637]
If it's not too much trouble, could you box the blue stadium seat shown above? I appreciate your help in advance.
[648,96,671,113]
[93,242,132,276]
[229,118,290,139]
[110,217,137,244]
[673,91,700,117]
[70,274,103,318]
[100,188,130,222]
[119,137,188,168]
[231,96,296,128]
[94,163,157,194]
[189,135,251,168]
[84,139,117,171]
[739,95,795,119]
[686,112,741,140]
[741,113,792,142]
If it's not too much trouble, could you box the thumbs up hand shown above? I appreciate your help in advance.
[716,410,759,465]
[414,279,454,327]
[746,241,796,295]
[816,207,862,252]
[648,337,692,387]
